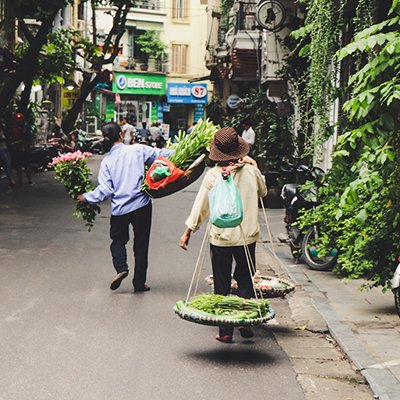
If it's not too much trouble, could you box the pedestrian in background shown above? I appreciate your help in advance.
[187,121,197,134]
[119,116,136,145]
[0,122,16,187]
[77,122,174,292]
[241,120,256,147]
[180,127,267,343]
[8,112,32,185]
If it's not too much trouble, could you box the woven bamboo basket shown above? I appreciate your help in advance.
[174,300,276,327]
[205,272,295,298]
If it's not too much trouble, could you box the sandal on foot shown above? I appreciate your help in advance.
[215,335,233,343]
[110,271,128,291]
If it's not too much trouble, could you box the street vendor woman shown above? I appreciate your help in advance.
[77,122,173,292]
[179,127,267,343]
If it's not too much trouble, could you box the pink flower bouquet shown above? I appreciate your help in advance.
[49,151,100,230]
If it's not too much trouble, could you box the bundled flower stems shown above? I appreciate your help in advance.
[49,151,100,230]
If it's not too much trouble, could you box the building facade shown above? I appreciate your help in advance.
[95,0,211,136]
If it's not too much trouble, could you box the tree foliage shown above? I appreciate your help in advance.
[298,1,400,289]
[227,89,295,173]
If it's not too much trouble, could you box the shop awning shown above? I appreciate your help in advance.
[188,75,212,83]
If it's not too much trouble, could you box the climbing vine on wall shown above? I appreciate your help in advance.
[297,1,400,289]
[290,0,348,157]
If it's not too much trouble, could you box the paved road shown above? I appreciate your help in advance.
[0,157,304,400]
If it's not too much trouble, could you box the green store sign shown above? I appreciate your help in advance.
[113,72,166,95]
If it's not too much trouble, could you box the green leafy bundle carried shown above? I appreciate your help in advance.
[142,119,218,195]
[186,294,270,320]
[166,118,219,170]
[49,151,100,230]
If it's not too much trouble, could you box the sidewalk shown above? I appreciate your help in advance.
[260,208,400,400]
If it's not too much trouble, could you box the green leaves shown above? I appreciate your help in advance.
[135,30,167,59]
[53,158,100,230]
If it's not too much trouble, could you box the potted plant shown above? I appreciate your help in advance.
[135,30,167,71]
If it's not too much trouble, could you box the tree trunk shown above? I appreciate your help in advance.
[61,73,101,133]
[0,11,58,117]
[91,0,97,46]
[18,77,34,114]
[62,1,132,132]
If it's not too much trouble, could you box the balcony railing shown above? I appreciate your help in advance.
[132,0,165,11]
[113,55,165,73]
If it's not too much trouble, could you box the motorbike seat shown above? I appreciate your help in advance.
[282,183,298,202]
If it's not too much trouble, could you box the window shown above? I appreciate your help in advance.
[77,0,85,20]
[172,0,188,21]
[171,44,188,74]
[128,28,146,59]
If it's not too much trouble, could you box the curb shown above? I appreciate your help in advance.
[261,242,400,400]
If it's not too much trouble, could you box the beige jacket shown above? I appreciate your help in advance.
[185,164,267,247]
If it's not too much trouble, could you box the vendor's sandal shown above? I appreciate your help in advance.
[215,335,233,344]
[110,271,128,291]
[239,326,254,339]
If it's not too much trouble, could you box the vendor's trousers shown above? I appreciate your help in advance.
[210,243,256,337]
[110,202,152,289]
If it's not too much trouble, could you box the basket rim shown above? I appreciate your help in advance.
[205,274,296,295]
[174,303,276,327]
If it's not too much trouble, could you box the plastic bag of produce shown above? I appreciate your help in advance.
[209,170,243,228]
[145,156,185,190]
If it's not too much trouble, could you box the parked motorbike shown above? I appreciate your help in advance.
[391,256,400,317]
[280,165,338,271]
[141,136,166,148]
[30,144,59,171]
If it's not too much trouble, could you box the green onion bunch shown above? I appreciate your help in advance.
[187,294,270,319]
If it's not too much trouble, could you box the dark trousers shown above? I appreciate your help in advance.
[210,243,256,337]
[110,202,152,289]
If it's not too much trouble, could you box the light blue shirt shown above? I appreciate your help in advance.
[84,143,174,216]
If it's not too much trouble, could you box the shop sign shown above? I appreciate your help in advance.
[113,72,166,95]
[62,88,80,111]
[105,101,115,121]
[194,104,205,122]
[227,94,241,109]
[167,83,208,104]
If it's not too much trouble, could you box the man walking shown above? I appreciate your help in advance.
[241,120,255,147]
[77,122,173,292]
[119,116,136,145]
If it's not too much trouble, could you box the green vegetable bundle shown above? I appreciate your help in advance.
[166,119,219,170]
[187,294,270,319]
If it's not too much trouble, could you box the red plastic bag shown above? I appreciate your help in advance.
[145,156,185,190]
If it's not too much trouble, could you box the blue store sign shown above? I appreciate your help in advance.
[194,104,205,122]
[167,83,208,104]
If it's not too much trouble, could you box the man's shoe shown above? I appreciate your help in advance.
[238,326,254,339]
[215,335,233,343]
[110,271,128,291]
[134,284,150,293]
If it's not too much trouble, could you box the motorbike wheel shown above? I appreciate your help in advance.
[289,241,302,264]
[394,288,400,318]
[302,225,338,271]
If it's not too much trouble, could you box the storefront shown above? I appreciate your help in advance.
[165,83,208,135]
[112,71,167,127]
